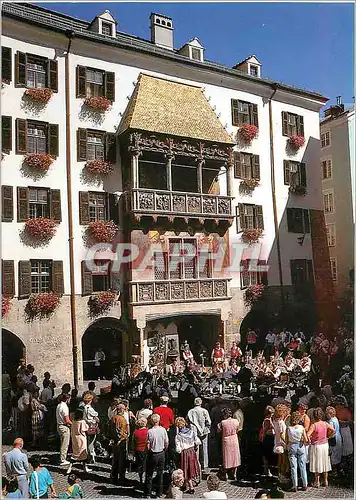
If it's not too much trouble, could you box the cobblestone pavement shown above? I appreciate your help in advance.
[2,447,354,499]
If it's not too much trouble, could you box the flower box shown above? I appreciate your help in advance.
[241,228,263,244]
[23,153,53,172]
[287,135,305,151]
[244,284,265,306]
[24,88,53,103]
[84,96,111,112]
[25,292,60,320]
[289,185,307,196]
[238,124,258,143]
[2,297,11,317]
[240,178,260,190]
[88,220,118,243]
[88,291,116,317]
[25,218,57,240]
[85,159,113,176]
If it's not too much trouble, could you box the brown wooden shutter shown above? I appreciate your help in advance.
[231,99,239,126]
[79,191,90,225]
[282,111,288,136]
[81,260,93,296]
[300,162,307,187]
[15,119,28,154]
[252,155,260,180]
[2,47,12,82]
[2,185,13,222]
[50,189,61,221]
[2,260,15,297]
[105,132,116,163]
[250,103,259,127]
[2,116,12,153]
[259,259,268,286]
[52,261,64,295]
[18,260,31,299]
[256,205,264,230]
[48,60,58,92]
[236,203,245,232]
[76,66,87,97]
[17,187,29,222]
[108,193,119,224]
[286,208,294,232]
[48,123,59,157]
[77,128,88,161]
[307,260,314,284]
[233,152,241,178]
[303,209,310,233]
[283,160,290,185]
[297,115,304,137]
[290,260,297,286]
[241,260,250,288]
[15,51,27,87]
[104,71,115,102]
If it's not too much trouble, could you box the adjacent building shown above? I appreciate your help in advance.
[1,3,334,385]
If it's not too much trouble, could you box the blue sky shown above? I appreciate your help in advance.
[38,2,354,108]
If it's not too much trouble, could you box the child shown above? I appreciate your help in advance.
[2,477,22,499]
[166,469,184,499]
[29,455,56,498]
[58,474,84,498]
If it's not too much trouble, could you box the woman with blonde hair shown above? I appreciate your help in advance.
[175,417,201,494]
[80,392,99,464]
[307,407,335,488]
[133,417,148,483]
[325,406,342,469]
[272,404,288,484]
[286,411,309,492]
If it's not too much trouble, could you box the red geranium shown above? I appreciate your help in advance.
[2,297,11,317]
[240,178,260,190]
[88,220,118,243]
[88,291,116,317]
[85,159,113,176]
[25,292,60,320]
[244,284,265,306]
[241,228,263,244]
[25,218,57,240]
[288,135,305,150]
[24,153,53,172]
[84,96,111,112]
[238,124,258,143]
[25,88,53,103]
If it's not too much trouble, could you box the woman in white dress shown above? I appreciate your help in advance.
[307,407,335,488]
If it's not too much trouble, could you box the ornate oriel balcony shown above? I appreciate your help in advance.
[130,278,231,305]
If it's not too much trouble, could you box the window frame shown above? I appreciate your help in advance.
[26,55,47,89]
[240,259,267,289]
[88,191,107,222]
[237,203,264,231]
[321,157,332,179]
[321,130,331,148]
[323,190,335,214]
[249,64,259,77]
[30,259,52,293]
[87,131,105,161]
[28,187,50,219]
[231,99,258,127]
[287,208,310,234]
[282,111,304,137]
[27,121,47,154]
[85,67,104,98]
[101,21,113,36]
[326,224,336,247]
[330,257,337,282]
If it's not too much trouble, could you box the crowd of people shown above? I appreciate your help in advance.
[1,325,354,498]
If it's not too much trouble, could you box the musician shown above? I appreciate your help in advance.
[196,341,208,366]
[211,341,225,367]
[168,356,183,376]
[284,352,296,373]
[299,352,311,373]
[181,340,194,365]
[230,341,242,362]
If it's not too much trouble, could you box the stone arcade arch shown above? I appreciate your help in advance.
[2,329,26,377]
[81,317,129,381]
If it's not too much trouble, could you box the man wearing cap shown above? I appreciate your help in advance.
[152,396,174,430]
[187,397,211,473]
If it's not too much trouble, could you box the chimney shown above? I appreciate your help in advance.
[150,13,174,50]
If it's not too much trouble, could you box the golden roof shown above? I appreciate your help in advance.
[118,73,234,144]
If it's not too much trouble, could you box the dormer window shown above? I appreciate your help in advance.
[101,21,113,36]
[191,48,201,61]
[249,65,259,77]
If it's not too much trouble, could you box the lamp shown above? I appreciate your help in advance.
[297,234,305,246]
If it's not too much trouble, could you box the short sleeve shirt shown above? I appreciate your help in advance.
[56,402,69,425]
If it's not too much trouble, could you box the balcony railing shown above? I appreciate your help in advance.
[130,278,231,305]
[125,188,233,218]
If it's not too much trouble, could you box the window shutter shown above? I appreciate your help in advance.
[259,259,268,286]
[300,163,307,187]
[15,51,27,87]
[283,160,290,185]
[105,132,117,163]
[252,155,260,180]
[231,99,239,126]
[303,209,310,233]
[52,261,64,295]
[2,260,15,297]
[250,104,259,127]
[256,205,264,230]
[236,203,243,232]
[2,116,12,153]
[48,59,58,92]
[81,260,93,296]
[297,115,304,137]
[17,187,29,222]
[76,66,87,97]
[104,71,115,102]
[240,260,250,288]
[2,47,12,82]
[18,260,31,299]
[282,111,288,136]
[290,260,297,286]
[79,191,90,225]
[307,260,314,284]
[234,152,241,178]
[286,208,294,232]
[48,123,59,157]
[77,128,87,161]
[108,193,119,224]
[2,185,13,222]
[50,189,61,221]
[15,118,28,154]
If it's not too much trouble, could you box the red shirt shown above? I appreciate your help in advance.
[153,406,174,430]
[133,427,148,451]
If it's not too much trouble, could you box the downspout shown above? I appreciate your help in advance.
[64,30,79,388]
[268,84,285,310]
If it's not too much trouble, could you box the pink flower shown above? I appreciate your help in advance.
[85,159,113,176]
[84,96,111,112]
[2,297,11,317]
[25,292,60,320]
[241,228,263,244]
[24,153,53,172]
[88,220,118,243]
[88,291,116,317]
[238,124,259,143]
[24,88,53,103]
[244,284,265,306]
[25,218,57,240]
[288,135,305,150]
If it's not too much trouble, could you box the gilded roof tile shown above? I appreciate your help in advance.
[118,73,234,144]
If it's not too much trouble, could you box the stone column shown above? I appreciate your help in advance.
[225,161,233,197]
[197,160,204,193]
[131,152,140,189]
[136,317,147,367]
[166,154,173,191]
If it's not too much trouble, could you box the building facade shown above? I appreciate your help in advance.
[1,3,333,385]
[320,101,355,306]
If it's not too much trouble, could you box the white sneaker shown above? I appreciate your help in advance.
[60,460,70,466]
[84,465,92,473]
[66,464,73,474]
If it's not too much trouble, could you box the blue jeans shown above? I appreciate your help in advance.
[16,474,29,498]
[288,443,308,489]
